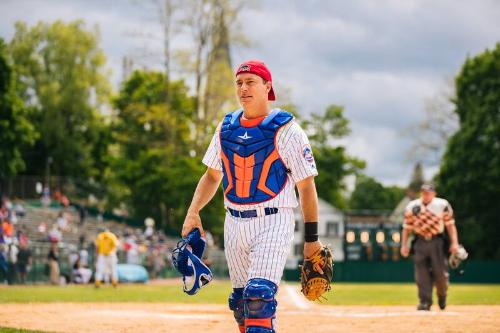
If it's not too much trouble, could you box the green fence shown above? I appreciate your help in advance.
[284,260,500,283]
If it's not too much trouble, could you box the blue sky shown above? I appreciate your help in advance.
[1,0,499,186]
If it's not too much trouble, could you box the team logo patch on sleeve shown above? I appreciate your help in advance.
[302,145,314,163]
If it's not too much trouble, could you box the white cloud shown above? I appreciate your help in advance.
[1,0,498,186]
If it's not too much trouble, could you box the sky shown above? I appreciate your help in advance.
[1,0,499,186]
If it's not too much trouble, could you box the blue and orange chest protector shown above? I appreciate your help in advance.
[220,108,293,205]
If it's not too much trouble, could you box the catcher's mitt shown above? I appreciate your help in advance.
[300,246,333,301]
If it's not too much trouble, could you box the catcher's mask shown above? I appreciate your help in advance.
[449,244,468,270]
[172,229,213,295]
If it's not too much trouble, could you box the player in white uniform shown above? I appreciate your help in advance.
[182,60,324,333]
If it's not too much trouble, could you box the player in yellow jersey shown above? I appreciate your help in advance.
[94,227,119,288]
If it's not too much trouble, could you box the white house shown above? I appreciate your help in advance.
[286,198,345,269]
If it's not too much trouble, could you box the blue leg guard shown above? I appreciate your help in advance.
[229,288,245,332]
[243,278,278,333]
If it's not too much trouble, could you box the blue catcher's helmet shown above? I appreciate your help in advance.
[172,228,213,295]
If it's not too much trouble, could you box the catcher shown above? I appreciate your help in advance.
[181,59,333,333]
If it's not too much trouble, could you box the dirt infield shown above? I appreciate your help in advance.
[1,287,499,333]
[2,304,499,333]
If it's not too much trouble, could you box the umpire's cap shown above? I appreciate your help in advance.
[421,183,436,192]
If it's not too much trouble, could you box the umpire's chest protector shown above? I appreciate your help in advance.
[220,108,293,205]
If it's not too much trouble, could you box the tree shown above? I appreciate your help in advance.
[111,70,224,236]
[0,38,37,183]
[436,43,500,259]
[300,105,365,209]
[349,175,405,211]
[405,79,459,166]
[8,20,111,179]
[175,0,245,151]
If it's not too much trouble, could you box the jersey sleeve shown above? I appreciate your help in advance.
[278,121,318,184]
[202,123,223,171]
[442,200,455,226]
[403,202,415,230]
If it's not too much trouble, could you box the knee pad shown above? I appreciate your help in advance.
[229,288,245,331]
[243,278,278,333]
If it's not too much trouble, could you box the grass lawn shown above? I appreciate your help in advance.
[1,281,499,305]
[0,328,54,333]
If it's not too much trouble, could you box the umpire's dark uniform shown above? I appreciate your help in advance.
[403,190,456,310]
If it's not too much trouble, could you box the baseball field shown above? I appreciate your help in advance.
[1,279,499,333]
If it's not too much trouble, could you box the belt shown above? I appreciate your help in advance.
[417,233,443,241]
[226,207,279,218]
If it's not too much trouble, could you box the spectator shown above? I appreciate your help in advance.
[2,195,12,211]
[14,200,25,217]
[6,239,18,285]
[48,224,62,243]
[72,254,92,284]
[38,222,48,234]
[79,204,87,226]
[41,186,51,207]
[16,225,29,245]
[2,220,14,238]
[0,243,7,283]
[61,195,70,208]
[125,236,140,265]
[56,211,68,231]
[47,243,60,285]
[78,246,89,268]
[152,247,165,279]
[16,241,32,284]
[54,189,62,203]
[9,210,18,225]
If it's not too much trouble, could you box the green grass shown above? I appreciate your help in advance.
[0,328,53,333]
[0,281,232,304]
[1,281,499,305]
[322,283,500,305]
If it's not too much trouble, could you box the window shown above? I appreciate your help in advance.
[346,231,355,243]
[376,231,385,244]
[294,244,302,256]
[360,231,370,243]
[326,222,339,237]
[392,232,401,243]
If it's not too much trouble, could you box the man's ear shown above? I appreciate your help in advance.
[266,80,272,93]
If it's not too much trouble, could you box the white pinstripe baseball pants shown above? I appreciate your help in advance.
[224,208,295,288]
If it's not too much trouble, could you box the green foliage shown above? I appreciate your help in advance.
[349,175,406,211]
[300,105,365,208]
[436,43,500,259]
[0,38,37,179]
[111,70,224,236]
[8,20,111,179]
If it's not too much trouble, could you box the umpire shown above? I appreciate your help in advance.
[400,183,460,311]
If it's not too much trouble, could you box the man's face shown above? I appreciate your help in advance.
[235,73,271,107]
[421,190,436,204]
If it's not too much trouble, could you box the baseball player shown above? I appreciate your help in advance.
[94,227,119,288]
[181,60,324,333]
[400,183,460,310]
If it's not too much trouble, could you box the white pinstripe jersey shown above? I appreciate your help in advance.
[202,117,318,210]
